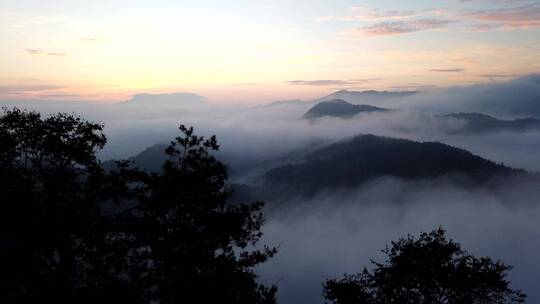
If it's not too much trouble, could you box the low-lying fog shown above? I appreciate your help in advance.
[258,177,540,303]
[2,74,540,303]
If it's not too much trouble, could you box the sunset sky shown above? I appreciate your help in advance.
[1,0,539,103]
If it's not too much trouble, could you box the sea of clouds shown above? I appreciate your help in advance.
[2,74,540,303]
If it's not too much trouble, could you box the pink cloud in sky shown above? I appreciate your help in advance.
[466,3,540,29]
[352,19,453,37]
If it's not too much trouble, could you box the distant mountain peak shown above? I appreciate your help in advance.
[318,90,418,103]
[442,112,540,133]
[303,99,390,119]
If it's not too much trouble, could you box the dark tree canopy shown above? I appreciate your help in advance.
[108,125,277,303]
[1,108,528,304]
[0,108,276,304]
[323,228,526,304]
[0,108,108,303]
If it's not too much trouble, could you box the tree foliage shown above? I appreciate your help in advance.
[0,108,276,303]
[323,228,526,304]
[109,125,277,303]
[0,108,108,302]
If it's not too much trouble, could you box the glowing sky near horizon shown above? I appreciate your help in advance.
[1,0,539,103]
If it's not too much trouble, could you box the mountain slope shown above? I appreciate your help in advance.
[114,141,321,182]
[262,135,524,198]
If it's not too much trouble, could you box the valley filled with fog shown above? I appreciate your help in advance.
[3,74,540,303]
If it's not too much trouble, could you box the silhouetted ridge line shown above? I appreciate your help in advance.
[262,134,525,198]
[303,99,390,119]
[442,112,540,133]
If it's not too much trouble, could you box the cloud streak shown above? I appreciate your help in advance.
[287,80,349,86]
[0,84,63,94]
[466,3,540,29]
[318,7,418,22]
[350,6,418,20]
[26,48,66,56]
[286,79,379,86]
[325,3,540,39]
[352,19,453,37]
[318,7,448,22]
[429,68,465,72]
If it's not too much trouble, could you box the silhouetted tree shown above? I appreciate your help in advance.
[0,109,277,304]
[109,125,277,303]
[323,228,526,304]
[0,108,108,302]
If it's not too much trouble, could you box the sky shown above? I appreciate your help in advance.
[1,0,539,103]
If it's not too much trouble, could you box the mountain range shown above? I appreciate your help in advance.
[303,100,540,133]
[120,132,528,203]
[441,112,540,133]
